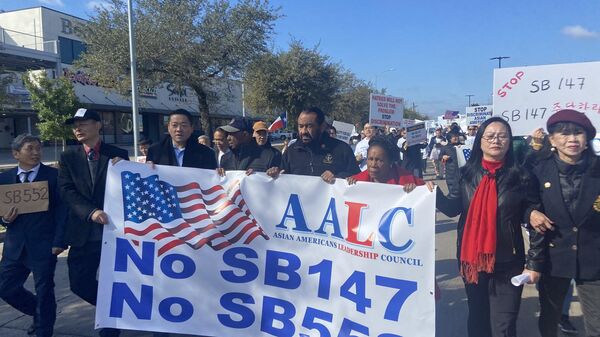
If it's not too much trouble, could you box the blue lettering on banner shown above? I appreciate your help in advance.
[261,296,296,336]
[314,198,343,239]
[159,297,194,323]
[109,238,196,322]
[264,250,301,289]
[218,293,255,328]
[378,207,414,253]
[160,254,196,279]
[110,283,153,319]
[114,237,154,275]
[276,194,310,232]
[218,246,419,336]
[220,247,259,283]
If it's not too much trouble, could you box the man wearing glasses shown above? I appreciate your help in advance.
[465,125,478,146]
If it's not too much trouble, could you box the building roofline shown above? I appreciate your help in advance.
[0,6,87,22]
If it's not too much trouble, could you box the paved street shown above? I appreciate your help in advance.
[0,171,585,337]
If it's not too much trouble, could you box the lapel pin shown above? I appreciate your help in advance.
[544,182,551,189]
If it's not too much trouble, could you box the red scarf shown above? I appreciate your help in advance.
[460,159,504,284]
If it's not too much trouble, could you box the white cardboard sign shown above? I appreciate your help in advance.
[465,105,493,126]
[332,120,356,143]
[369,94,404,127]
[406,122,427,144]
[493,61,600,136]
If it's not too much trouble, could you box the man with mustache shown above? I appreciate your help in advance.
[267,107,359,183]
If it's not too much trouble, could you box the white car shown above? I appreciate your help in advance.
[270,131,294,141]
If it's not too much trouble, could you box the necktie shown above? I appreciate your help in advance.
[19,171,33,183]
[88,148,96,161]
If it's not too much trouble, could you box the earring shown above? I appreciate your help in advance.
[550,146,556,152]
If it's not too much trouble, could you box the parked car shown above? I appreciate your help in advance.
[269,131,295,141]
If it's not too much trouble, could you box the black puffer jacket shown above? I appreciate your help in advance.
[437,165,545,272]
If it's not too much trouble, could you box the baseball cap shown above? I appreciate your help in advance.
[253,121,269,132]
[220,117,253,133]
[65,108,101,125]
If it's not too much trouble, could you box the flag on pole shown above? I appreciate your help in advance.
[443,110,460,120]
[268,112,287,132]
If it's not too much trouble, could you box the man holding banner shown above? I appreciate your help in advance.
[268,107,359,182]
[58,108,129,337]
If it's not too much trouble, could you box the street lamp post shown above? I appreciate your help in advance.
[374,68,395,90]
[490,56,510,68]
[466,94,474,106]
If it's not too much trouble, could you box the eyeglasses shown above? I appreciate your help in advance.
[481,133,509,143]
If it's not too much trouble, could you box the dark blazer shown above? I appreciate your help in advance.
[0,164,66,260]
[531,156,600,280]
[58,142,128,247]
[146,136,217,169]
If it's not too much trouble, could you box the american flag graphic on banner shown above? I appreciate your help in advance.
[121,171,269,256]
[456,145,473,167]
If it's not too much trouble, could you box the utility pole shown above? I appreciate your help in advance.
[466,94,474,106]
[490,56,510,68]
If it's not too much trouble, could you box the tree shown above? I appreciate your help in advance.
[403,106,428,121]
[0,69,18,112]
[244,40,341,128]
[77,0,279,135]
[330,71,374,127]
[22,71,79,144]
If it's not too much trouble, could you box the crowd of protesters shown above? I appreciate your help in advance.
[0,105,598,337]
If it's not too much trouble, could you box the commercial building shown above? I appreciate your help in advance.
[0,6,243,148]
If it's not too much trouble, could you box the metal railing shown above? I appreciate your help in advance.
[0,27,58,54]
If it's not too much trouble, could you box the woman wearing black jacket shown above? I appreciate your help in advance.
[434,117,545,337]
[528,109,600,337]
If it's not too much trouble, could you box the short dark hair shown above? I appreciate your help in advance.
[368,135,400,163]
[139,138,152,146]
[11,134,41,152]
[328,125,337,132]
[300,107,325,125]
[168,109,194,125]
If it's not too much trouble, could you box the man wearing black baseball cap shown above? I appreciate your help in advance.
[218,116,281,174]
[59,108,128,337]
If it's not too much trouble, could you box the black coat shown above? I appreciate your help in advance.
[146,136,217,169]
[531,156,600,280]
[281,135,360,178]
[221,141,281,172]
[0,164,66,260]
[58,143,128,247]
[436,165,544,272]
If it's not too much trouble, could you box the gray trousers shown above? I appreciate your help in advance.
[577,279,600,337]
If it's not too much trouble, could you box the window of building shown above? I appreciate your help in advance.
[58,36,86,65]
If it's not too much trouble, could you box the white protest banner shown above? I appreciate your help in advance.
[493,61,600,136]
[97,162,436,337]
[405,122,427,145]
[332,120,356,143]
[465,105,493,126]
[369,93,404,127]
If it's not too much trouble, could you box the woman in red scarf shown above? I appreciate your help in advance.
[435,117,545,337]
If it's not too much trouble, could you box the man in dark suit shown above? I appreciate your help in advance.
[146,109,217,169]
[58,108,128,337]
[0,134,66,337]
